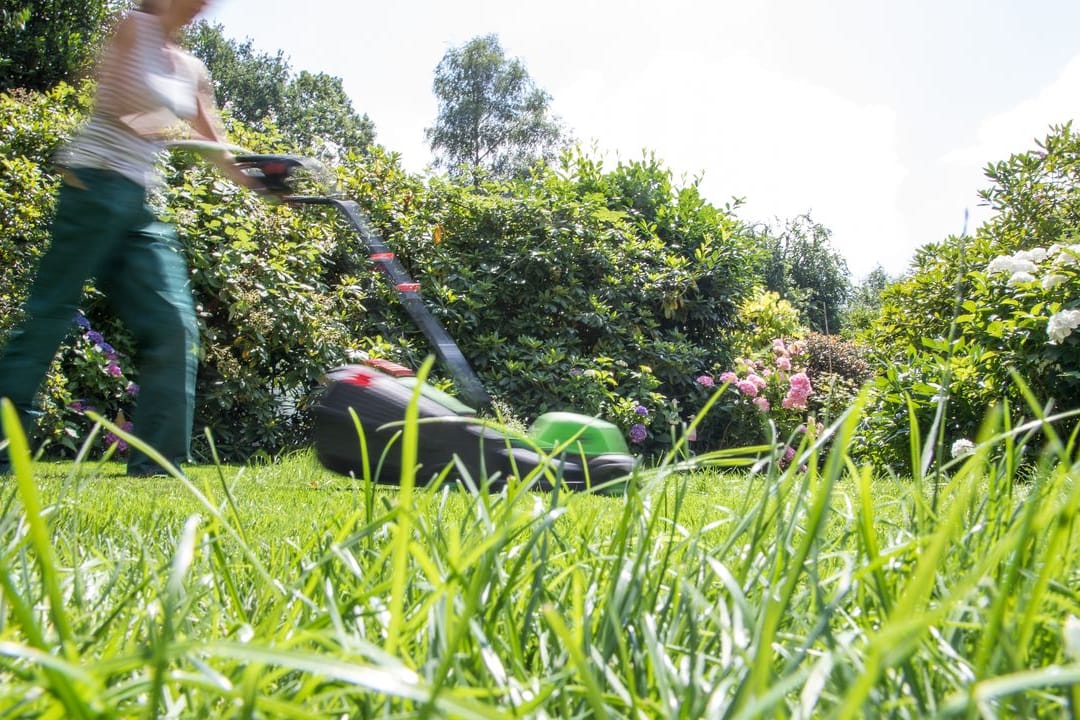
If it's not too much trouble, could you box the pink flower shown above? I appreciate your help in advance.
[772,338,789,356]
[736,379,759,397]
[776,356,791,371]
[696,374,716,388]
[747,373,767,389]
[718,371,738,384]
[106,363,122,378]
[782,390,809,410]
[789,372,812,393]
[753,396,770,412]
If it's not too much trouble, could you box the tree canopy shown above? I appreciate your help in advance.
[184,22,376,156]
[760,214,852,334]
[426,34,565,179]
[0,0,126,92]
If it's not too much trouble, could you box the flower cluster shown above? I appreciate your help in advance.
[985,245,1080,344]
[66,313,139,455]
[695,337,825,456]
[715,338,812,413]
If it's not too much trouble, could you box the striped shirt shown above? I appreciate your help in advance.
[56,11,207,187]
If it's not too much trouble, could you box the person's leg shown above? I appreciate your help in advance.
[100,212,199,476]
[0,169,144,469]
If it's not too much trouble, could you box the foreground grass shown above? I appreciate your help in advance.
[2,404,1080,717]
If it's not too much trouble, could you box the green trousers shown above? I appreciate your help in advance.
[0,167,198,475]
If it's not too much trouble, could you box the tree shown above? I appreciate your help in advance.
[184,22,375,156]
[279,70,375,155]
[1,0,126,92]
[760,214,851,334]
[183,21,291,127]
[426,34,565,179]
[843,265,891,338]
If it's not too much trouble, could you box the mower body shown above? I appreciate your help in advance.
[313,365,636,492]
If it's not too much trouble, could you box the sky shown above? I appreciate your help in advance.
[204,0,1080,281]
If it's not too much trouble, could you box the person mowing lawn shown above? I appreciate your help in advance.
[0,0,258,476]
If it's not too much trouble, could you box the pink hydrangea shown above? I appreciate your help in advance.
[747,373,767,389]
[718,371,738,384]
[789,372,812,391]
[735,379,759,397]
[696,374,716,388]
[772,338,789,356]
[776,356,791,371]
[753,396,770,412]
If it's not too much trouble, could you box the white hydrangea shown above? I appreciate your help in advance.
[1008,271,1036,286]
[1042,273,1069,290]
[1015,248,1049,264]
[1056,245,1080,267]
[950,438,976,458]
[1066,615,1080,661]
[1047,309,1080,344]
[986,255,1037,275]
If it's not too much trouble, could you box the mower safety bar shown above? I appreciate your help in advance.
[288,196,492,410]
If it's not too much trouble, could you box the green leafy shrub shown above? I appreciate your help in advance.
[389,152,766,453]
[859,123,1080,470]
[2,86,769,460]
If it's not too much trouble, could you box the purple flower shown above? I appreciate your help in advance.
[69,400,86,413]
[569,368,583,376]
[126,382,140,397]
[106,363,122,378]
[73,314,91,329]
[696,374,716,388]
[104,432,128,453]
[635,405,649,416]
[629,423,648,444]
[99,341,117,358]
[86,330,104,345]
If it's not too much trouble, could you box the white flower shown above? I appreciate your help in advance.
[1016,248,1049,264]
[1007,271,1036,286]
[950,438,976,458]
[1066,615,1080,661]
[1047,309,1080,344]
[1042,273,1069,290]
[987,255,1037,275]
[1056,245,1080,267]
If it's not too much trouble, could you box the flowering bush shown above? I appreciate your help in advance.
[701,337,826,452]
[860,241,1080,470]
[34,313,141,455]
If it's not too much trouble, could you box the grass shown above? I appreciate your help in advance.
[1,397,1080,718]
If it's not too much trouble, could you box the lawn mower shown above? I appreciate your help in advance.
[228,151,637,491]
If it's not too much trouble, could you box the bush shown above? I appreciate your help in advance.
[1,86,771,460]
[859,124,1080,470]
[341,151,768,454]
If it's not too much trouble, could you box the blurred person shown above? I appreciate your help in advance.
[0,0,256,476]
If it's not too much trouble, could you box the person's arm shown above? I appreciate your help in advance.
[185,60,257,188]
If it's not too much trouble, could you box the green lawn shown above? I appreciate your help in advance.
[2,420,1079,717]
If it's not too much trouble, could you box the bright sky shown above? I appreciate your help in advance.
[204,0,1080,280]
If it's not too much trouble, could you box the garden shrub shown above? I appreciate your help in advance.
[1,85,772,460]
[801,332,875,425]
[340,152,769,454]
[858,124,1080,471]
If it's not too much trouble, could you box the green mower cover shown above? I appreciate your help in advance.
[528,412,630,456]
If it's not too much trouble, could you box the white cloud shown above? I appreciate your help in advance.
[558,54,907,278]
[937,53,1080,242]
[943,54,1080,168]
